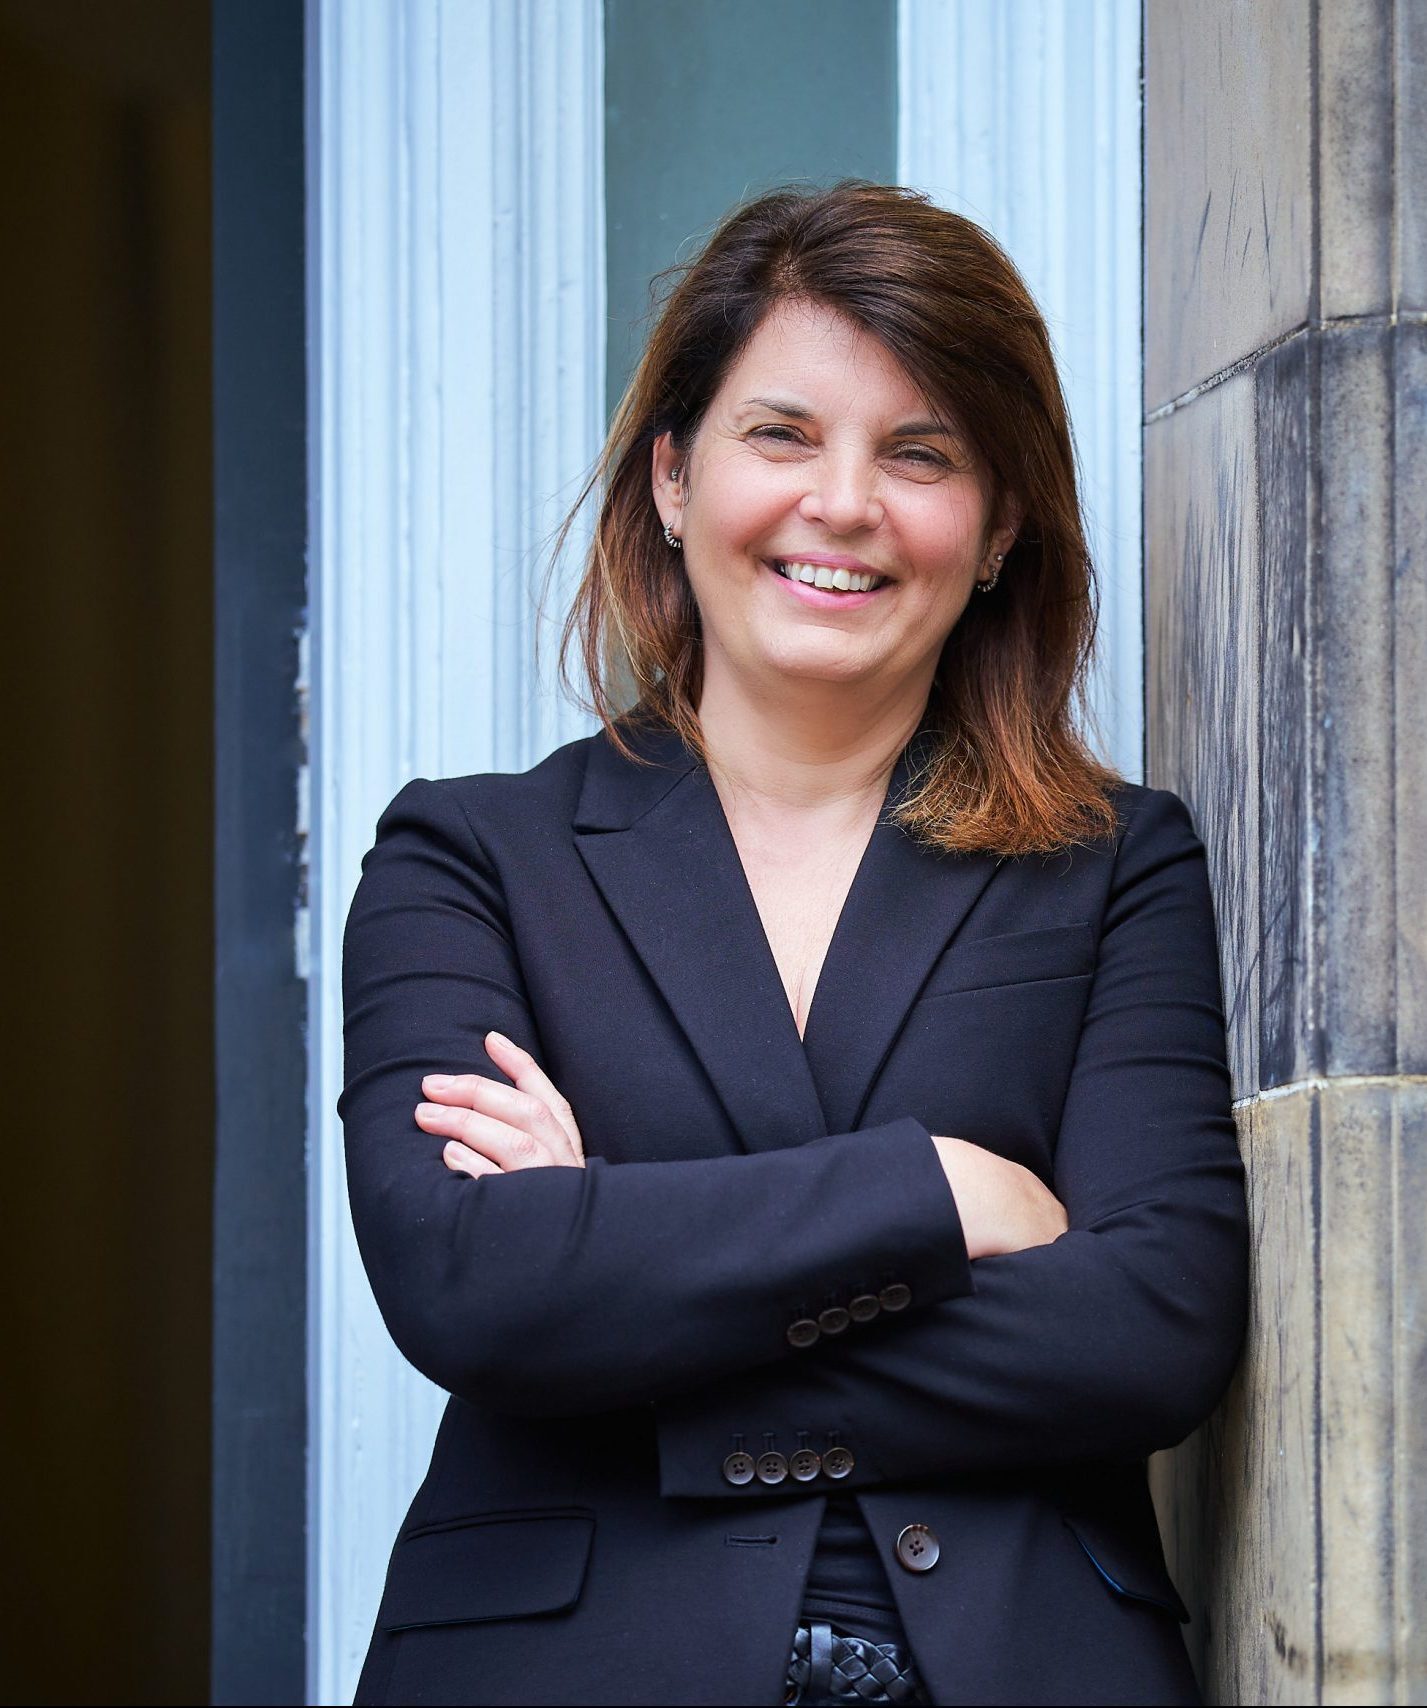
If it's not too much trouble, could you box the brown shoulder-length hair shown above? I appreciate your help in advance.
[552,179,1124,857]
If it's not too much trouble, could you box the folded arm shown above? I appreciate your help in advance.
[339,776,976,1416]
[652,788,1250,1494]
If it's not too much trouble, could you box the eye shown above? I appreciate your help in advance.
[747,425,951,471]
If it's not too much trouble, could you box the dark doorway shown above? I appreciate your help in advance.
[0,0,214,1702]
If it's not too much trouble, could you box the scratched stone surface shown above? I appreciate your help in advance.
[1144,368,1261,1099]
[1394,324,1427,1075]
[1145,3,1425,1701]
[1144,0,1311,409]
[1151,1091,1317,1706]
[1318,1081,1397,1704]
[1318,0,1395,320]
[1317,325,1398,1078]
[1401,2,1427,313]
[1253,337,1311,1089]
[1152,1084,1427,1703]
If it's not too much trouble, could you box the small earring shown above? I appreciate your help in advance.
[976,551,1004,594]
[670,465,682,482]
[663,522,682,549]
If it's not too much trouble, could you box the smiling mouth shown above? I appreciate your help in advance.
[770,559,889,593]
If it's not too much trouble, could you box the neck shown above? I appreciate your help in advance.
[695,659,933,814]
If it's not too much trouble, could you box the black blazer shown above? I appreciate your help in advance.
[339,716,1249,1707]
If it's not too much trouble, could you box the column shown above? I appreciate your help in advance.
[1143,3,1425,1701]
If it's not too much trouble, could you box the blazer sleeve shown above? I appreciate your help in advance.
[651,786,1251,1494]
[339,775,975,1416]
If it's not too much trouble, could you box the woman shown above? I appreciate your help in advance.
[339,181,1249,1707]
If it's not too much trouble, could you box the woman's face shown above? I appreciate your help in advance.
[652,296,1017,704]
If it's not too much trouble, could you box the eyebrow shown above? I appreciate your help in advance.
[739,395,954,436]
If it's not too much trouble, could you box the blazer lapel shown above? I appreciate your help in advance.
[573,715,1006,1151]
[799,740,1005,1136]
[573,720,828,1155]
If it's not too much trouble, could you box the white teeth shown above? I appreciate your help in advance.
[775,561,885,593]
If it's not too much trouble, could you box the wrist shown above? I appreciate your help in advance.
[930,1134,985,1260]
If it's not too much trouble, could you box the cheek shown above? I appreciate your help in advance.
[899,499,982,587]
[697,457,801,547]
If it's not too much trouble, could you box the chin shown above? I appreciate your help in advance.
[753,639,882,685]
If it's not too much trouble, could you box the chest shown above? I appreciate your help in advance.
[733,822,877,1041]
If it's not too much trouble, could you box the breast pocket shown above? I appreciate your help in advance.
[379,1507,596,1630]
[885,921,1099,1162]
[918,920,1097,1001]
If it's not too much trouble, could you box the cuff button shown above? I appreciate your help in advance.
[822,1445,855,1479]
[755,1451,789,1485]
[848,1293,881,1322]
[878,1282,912,1312]
[787,1317,821,1348]
[722,1451,756,1485]
[789,1447,821,1481]
[816,1305,851,1335]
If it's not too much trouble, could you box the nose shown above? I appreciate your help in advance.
[798,445,883,535]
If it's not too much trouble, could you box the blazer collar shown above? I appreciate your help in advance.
[573,713,1003,1149]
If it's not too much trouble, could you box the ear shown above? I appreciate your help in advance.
[651,431,684,531]
[991,492,1025,560]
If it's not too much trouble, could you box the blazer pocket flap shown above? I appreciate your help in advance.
[381,1508,595,1630]
[921,921,1097,999]
[1061,1512,1190,1622]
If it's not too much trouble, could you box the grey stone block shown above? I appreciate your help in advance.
[1153,1081,1427,1704]
[1318,325,1396,1077]
[1400,2,1427,311]
[1151,1091,1317,1706]
[1319,0,1394,320]
[1256,337,1312,1088]
[1148,321,1419,1091]
[1144,370,1262,1097]
[1144,0,1311,410]
[1396,325,1427,1072]
[1319,1079,1397,1704]
[1398,1081,1427,1700]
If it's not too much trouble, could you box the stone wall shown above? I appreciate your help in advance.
[1143,3,1425,1702]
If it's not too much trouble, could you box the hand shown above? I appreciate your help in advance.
[415,1031,586,1178]
[930,1135,1068,1260]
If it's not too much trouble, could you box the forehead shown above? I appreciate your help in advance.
[716,297,935,420]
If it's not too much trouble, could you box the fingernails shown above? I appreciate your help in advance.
[486,1030,511,1048]
[416,1103,445,1119]
[423,1073,453,1089]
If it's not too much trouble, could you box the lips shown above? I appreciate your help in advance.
[770,559,889,594]
[761,558,890,613]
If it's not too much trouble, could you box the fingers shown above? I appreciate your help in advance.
[415,1035,586,1172]
[416,1097,559,1170]
[419,1043,583,1166]
[483,1031,585,1163]
[442,1139,501,1180]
